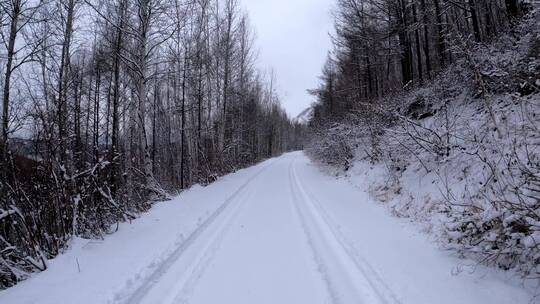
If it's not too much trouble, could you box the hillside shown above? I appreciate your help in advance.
[307,2,540,285]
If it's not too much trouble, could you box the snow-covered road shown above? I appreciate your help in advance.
[0,152,533,304]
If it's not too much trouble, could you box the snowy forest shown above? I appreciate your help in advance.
[0,0,303,287]
[307,0,540,284]
[1,0,540,301]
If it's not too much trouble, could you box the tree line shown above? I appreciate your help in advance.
[0,0,303,287]
[310,0,527,124]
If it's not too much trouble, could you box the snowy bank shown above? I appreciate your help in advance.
[306,5,540,290]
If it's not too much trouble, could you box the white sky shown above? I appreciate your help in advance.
[242,0,335,117]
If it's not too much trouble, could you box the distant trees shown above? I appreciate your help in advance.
[311,0,528,126]
[0,0,302,288]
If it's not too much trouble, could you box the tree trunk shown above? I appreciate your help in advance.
[181,52,187,189]
[505,0,519,18]
[56,0,76,235]
[420,0,432,78]
[398,0,413,85]
[110,0,126,197]
[469,0,482,42]
[135,0,162,196]
[413,1,424,83]
[1,1,21,162]
[433,0,446,67]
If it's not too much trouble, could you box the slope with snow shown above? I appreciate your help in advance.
[294,107,314,125]
[0,152,533,304]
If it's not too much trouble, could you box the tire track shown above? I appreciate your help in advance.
[289,156,402,304]
[288,162,340,304]
[168,181,256,304]
[114,160,274,304]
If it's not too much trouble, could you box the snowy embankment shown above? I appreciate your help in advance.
[293,154,534,304]
[0,152,535,303]
[307,6,540,286]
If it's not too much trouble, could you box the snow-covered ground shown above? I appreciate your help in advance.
[0,152,534,304]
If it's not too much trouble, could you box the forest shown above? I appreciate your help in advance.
[307,0,540,282]
[0,0,303,287]
[2,0,540,296]
[310,0,528,121]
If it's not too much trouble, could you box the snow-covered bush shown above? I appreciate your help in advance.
[441,94,540,276]
[306,123,357,171]
[383,92,540,277]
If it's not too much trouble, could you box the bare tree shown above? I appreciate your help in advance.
[0,0,43,161]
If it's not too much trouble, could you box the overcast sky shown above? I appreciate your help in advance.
[242,0,335,117]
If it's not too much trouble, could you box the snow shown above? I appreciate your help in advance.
[0,152,534,304]
[294,154,534,303]
[0,208,17,221]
